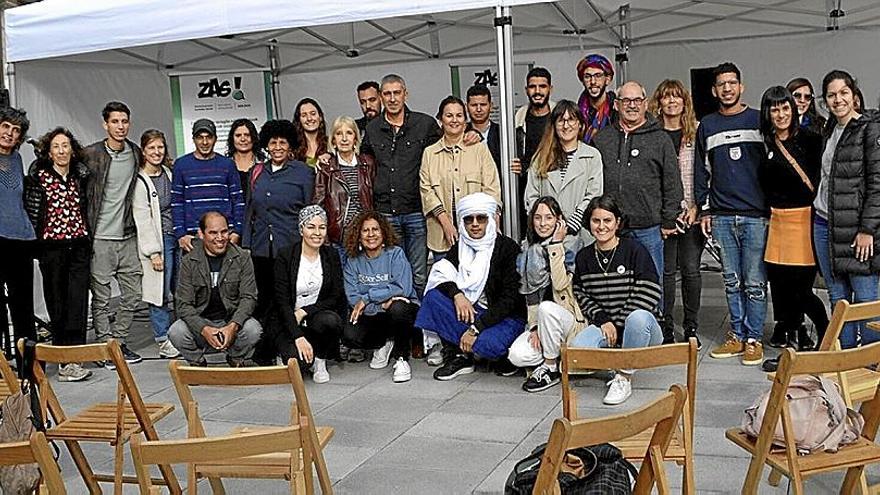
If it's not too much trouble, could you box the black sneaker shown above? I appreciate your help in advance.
[683,327,702,350]
[120,345,143,364]
[95,359,115,370]
[494,359,521,377]
[762,356,779,372]
[433,354,475,381]
[338,344,350,362]
[522,365,561,393]
[348,348,367,363]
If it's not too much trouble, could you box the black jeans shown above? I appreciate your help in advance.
[0,237,36,364]
[343,300,418,360]
[256,309,342,365]
[251,255,276,323]
[662,226,704,333]
[766,262,829,341]
[39,238,91,346]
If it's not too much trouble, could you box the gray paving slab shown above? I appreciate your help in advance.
[320,389,445,423]
[408,411,539,444]
[334,464,484,495]
[370,436,514,474]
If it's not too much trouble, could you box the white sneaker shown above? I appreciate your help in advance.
[311,358,330,384]
[392,357,411,383]
[58,363,92,382]
[370,340,394,369]
[603,374,632,405]
[426,344,444,367]
[158,339,181,359]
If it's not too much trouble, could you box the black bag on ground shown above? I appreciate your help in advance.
[505,442,637,495]
[0,340,47,494]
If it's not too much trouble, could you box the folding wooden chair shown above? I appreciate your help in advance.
[22,339,180,495]
[168,358,333,494]
[0,431,66,494]
[560,339,698,494]
[727,342,880,494]
[131,426,306,495]
[533,384,687,495]
[0,350,21,402]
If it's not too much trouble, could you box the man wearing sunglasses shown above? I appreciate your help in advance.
[415,193,526,381]
[593,80,684,296]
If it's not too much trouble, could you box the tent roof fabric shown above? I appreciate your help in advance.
[3,0,550,62]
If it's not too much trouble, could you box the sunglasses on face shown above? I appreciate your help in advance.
[792,92,814,101]
[463,214,489,225]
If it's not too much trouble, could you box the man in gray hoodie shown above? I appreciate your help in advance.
[592,81,683,294]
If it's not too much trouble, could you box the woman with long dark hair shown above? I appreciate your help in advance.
[786,77,826,135]
[813,70,880,349]
[25,127,92,381]
[293,98,328,168]
[524,99,603,251]
[648,79,704,347]
[225,118,264,197]
[759,86,828,358]
[507,196,586,392]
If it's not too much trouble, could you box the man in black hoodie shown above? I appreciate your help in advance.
[593,81,683,305]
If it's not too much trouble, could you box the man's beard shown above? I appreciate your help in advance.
[529,96,548,110]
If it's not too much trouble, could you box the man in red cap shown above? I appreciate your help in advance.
[576,53,616,144]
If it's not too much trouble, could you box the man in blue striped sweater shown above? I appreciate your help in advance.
[171,119,246,254]
[694,62,768,366]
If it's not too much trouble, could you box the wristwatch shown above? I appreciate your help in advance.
[467,325,480,337]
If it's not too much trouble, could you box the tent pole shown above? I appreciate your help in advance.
[495,5,519,239]
[268,40,283,118]
[616,4,631,82]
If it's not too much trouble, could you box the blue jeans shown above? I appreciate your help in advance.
[623,226,664,310]
[384,212,428,297]
[813,216,880,348]
[569,310,663,372]
[712,215,768,341]
[148,234,178,342]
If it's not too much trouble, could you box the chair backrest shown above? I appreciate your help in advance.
[0,351,21,399]
[23,339,152,431]
[817,300,880,351]
[533,384,687,495]
[0,431,66,494]
[561,339,697,423]
[131,426,303,494]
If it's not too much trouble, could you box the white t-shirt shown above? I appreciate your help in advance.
[295,254,323,309]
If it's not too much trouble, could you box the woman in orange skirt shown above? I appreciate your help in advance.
[759,86,828,361]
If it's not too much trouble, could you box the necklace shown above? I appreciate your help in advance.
[594,244,618,274]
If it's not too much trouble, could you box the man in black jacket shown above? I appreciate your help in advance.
[414,193,525,380]
[361,74,442,298]
[466,84,501,174]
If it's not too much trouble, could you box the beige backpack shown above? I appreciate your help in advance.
[0,382,42,494]
[742,374,864,454]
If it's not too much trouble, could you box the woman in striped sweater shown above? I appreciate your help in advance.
[570,194,663,405]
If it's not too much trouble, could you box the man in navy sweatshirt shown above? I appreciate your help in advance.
[171,119,246,254]
[693,62,768,366]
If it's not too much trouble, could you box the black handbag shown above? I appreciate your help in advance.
[505,442,637,495]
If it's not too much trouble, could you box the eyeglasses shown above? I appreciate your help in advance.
[618,97,646,107]
[463,214,489,224]
[555,117,580,128]
[792,92,814,101]
[582,72,608,82]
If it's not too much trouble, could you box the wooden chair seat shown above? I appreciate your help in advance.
[48,402,175,442]
[614,425,686,463]
[726,429,880,477]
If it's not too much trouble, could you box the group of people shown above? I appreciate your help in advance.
[0,53,878,406]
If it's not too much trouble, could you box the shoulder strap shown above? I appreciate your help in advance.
[775,136,815,193]
[249,162,265,192]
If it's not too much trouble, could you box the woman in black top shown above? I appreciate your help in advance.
[759,86,828,359]
[225,118,263,198]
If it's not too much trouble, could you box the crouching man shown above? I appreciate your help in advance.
[169,211,262,366]
[416,192,526,380]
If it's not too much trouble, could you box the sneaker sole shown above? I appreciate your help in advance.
[58,373,92,382]
[742,356,763,366]
[709,350,744,359]
[603,393,632,405]
[434,365,475,381]
[393,373,412,383]
[369,360,390,369]
[426,358,444,367]
[523,378,560,393]
[313,375,330,384]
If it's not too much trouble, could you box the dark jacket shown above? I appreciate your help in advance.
[436,234,526,332]
[824,110,880,275]
[485,121,501,174]
[176,240,258,332]
[362,107,442,215]
[313,153,376,244]
[81,139,142,238]
[592,114,683,229]
[24,160,91,240]
[759,130,821,209]
[274,243,347,341]
[242,159,314,258]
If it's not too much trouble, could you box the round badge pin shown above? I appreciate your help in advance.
[631,148,640,157]
[768,151,774,160]
[616,265,625,274]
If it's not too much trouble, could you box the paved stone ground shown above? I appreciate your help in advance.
[42,261,880,494]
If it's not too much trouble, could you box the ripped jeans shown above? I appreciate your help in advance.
[712,215,768,341]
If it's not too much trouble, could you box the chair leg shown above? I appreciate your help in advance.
[65,439,102,494]
[682,453,695,495]
[157,462,182,494]
[113,440,124,495]
[768,468,783,487]
[187,464,197,495]
[208,477,226,494]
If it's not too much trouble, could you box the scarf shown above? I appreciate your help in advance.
[518,237,552,305]
[298,204,327,232]
[426,192,498,303]
[580,91,613,144]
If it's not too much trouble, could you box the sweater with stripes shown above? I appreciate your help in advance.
[572,237,661,339]
[171,153,245,238]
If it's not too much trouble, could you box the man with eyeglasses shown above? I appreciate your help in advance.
[593,81,683,296]
[576,54,617,144]
[693,62,768,367]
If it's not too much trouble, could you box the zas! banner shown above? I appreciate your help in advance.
[170,69,273,156]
